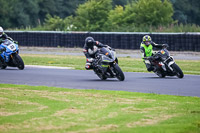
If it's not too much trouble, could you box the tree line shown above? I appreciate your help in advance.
[0,0,200,32]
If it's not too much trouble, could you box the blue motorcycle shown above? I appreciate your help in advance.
[0,39,24,70]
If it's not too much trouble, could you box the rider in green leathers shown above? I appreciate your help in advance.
[140,35,168,72]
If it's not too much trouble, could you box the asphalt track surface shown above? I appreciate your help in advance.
[1,66,200,97]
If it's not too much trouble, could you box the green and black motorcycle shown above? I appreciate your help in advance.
[91,47,125,81]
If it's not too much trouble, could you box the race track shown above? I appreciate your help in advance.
[0,66,200,97]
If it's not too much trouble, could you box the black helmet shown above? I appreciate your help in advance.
[85,37,95,48]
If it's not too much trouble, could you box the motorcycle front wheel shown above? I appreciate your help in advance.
[12,54,25,70]
[113,63,125,81]
[171,63,184,78]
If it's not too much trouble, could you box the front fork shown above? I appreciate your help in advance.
[109,62,117,76]
[159,61,175,72]
[168,61,175,71]
[159,62,166,71]
[164,56,175,71]
[10,53,18,65]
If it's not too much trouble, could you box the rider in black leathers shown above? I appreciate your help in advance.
[83,37,110,69]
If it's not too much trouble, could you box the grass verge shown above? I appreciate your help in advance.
[0,84,200,133]
[21,54,200,75]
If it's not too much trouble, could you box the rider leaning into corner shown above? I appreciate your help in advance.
[83,37,111,70]
[0,26,16,63]
[0,26,15,44]
[140,35,168,72]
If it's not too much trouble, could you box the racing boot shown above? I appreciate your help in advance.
[85,63,93,70]
[146,63,154,72]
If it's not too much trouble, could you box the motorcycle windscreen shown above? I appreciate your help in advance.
[2,39,13,46]
[159,49,170,60]
[2,39,18,52]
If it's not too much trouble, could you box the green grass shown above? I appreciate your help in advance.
[21,54,200,75]
[0,84,200,133]
[21,54,85,70]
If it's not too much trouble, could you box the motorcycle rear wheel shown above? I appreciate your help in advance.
[154,71,166,78]
[0,61,7,69]
[113,63,125,81]
[1,65,7,69]
[97,73,107,80]
[171,63,184,78]
[1,64,7,69]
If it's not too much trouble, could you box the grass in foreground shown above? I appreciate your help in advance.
[21,54,200,75]
[0,84,200,133]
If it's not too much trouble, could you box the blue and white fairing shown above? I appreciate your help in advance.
[0,39,19,62]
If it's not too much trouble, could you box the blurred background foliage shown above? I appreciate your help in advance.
[0,0,199,32]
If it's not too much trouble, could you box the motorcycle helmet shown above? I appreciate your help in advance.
[143,35,152,46]
[85,37,95,48]
[0,26,3,37]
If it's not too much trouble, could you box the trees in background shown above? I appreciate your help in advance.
[74,0,112,31]
[40,14,74,31]
[105,0,173,31]
[171,0,200,25]
[0,0,86,29]
[0,0,199,31]
[41,0,174,31]
[11,0,40,27]
[0,0,13,28]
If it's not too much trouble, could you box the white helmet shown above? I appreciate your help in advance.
[0,26,3,37]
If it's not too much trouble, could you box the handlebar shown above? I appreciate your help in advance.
[162,44,169,48]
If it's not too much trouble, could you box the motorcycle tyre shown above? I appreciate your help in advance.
[171,63,184,78]
[0,61,7,69]
[113,63,125,81]
[1,64,7,69]
[154,71,166,78]
[13,54,25,70]
[97,73,107,80]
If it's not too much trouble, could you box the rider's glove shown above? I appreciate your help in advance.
[162,44,169,48]
[87,58,94,62]
[13,41,18,44]
[106,45,112,50]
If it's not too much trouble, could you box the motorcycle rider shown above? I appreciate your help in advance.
[0,26,15,64]
[0,26,16,51]
[83,37,110,69]
[140,35,168,72]
[0,26,14,44]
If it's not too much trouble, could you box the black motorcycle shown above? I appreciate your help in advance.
[144,46,184,78]
[91,47,125,81]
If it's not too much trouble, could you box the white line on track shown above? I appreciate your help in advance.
[25,65,74,69]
